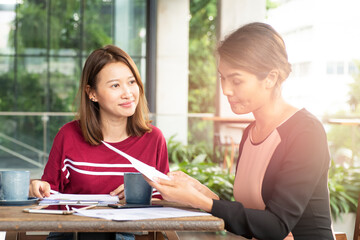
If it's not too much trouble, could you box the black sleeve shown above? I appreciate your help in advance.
[211,199,289,239]
[211,115,330,240]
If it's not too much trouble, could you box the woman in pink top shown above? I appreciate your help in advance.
[147,22,333,239]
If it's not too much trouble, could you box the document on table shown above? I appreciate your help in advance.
[74,207,210,221]
[39,193,119,206]
[102,141,170,181]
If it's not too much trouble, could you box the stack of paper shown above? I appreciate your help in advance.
[74,207,210,221]
[40,193,119,206]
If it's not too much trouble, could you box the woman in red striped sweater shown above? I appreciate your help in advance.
[29,45,169,240]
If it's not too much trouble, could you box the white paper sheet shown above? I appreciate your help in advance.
[74,207,210,221]
[40,193,119,206]
[102,141,170,181]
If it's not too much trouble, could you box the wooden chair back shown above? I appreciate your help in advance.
[335,233,347,240]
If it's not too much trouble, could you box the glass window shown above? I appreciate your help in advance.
[0,0,148,173]
[17,0,47,55]
[50,0,81,56]
[83,0,113,54]
[0,115,47,169]
[16,57,47,112]
[49,57,80,112]
[0,56,15,111]
[336,61,344,75]
[0,1,16,54]
[348,62,358,76]
[327,61,345,75]
[115,0,147,81]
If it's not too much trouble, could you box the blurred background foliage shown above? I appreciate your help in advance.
[328,160,360,220]
[167,135,234,201]
[187,0,218,148]
[325,61,360,219]
[327,61,360,165]
[188,0,217,114]
[1,0,360,220]
[12,0,112,53]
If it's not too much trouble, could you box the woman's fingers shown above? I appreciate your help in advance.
[110,184,124,197]
[40,182,51,198]
[144,177,163,191]
[144,172,198,203]
[29,180,50,198]
[168,171,192,182]
[143,174,174,188]
[29,180,40,198]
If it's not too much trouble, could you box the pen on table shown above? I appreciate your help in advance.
[79,205,97,210]
[72,205,97,212]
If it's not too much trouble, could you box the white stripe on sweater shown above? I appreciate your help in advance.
[62,158,133,171]
[63,164,128,177]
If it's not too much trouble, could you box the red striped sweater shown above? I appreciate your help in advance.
[41,121,169,198]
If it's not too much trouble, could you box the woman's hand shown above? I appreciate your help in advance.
[145,171,218,212]
[110,184,125,200]
[29,180,51,198]
[110,184,160,203]
[168,171,220,200]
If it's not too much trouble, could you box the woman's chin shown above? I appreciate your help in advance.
[231,106,250,115]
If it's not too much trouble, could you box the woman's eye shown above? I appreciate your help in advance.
[233,79,242,85]
[111,83,120,88]
[129,80,136,85]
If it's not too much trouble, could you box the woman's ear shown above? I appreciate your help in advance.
[86,85,97,102]
[265,69,280,89]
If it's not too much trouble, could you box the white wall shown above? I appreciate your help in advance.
[156,0,189,143]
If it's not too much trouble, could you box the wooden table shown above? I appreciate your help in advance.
[0,201,225,240]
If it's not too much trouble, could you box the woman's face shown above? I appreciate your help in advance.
[218,60,269,115]
[90,62,140,121]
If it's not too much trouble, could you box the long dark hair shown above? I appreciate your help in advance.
[77,45,151,145]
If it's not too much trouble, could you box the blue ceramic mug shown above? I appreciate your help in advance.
[0,170,30,201]
[124,172,153,205]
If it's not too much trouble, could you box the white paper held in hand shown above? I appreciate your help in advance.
[101,141,170,181]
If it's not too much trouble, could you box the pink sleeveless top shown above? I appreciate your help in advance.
[233,127,294,240]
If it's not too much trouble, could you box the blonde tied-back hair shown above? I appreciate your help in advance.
[77,45,151,145]
[217,22,292,89]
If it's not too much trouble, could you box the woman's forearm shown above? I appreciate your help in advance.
[190,193,214,212]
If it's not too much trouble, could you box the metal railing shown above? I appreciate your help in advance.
[0,133,47,168]
[0,112,76,168]
[0,111,214,169]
